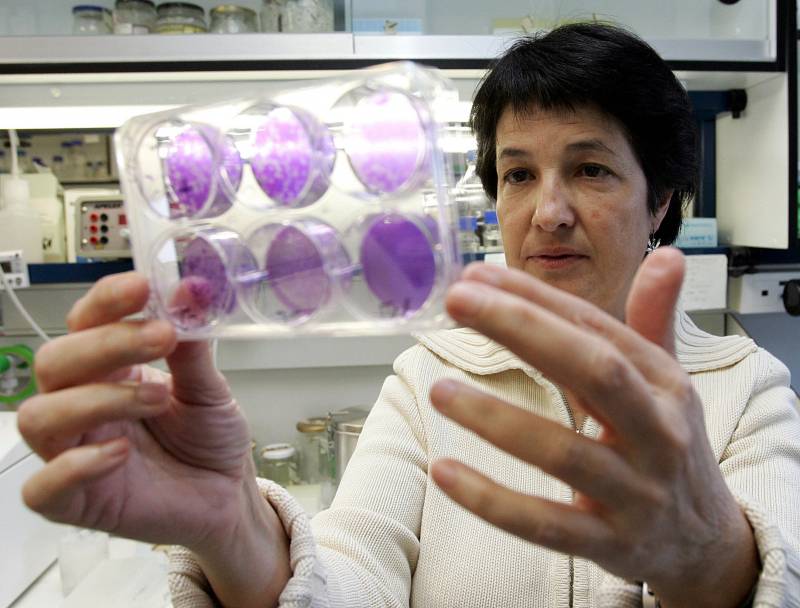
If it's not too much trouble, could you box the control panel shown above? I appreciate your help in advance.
[75,195,132,259]
[0,250,30,289]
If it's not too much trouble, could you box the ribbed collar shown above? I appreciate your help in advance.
[414,311,758,383]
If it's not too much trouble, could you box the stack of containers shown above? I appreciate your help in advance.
[114,62,463,339]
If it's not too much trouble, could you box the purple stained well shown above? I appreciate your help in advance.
[265,222,350,316]
[163,126,243,219]
[360,214,437,315]
[168,235,236,328]
[250,107,335,208]
[346,90,428,195]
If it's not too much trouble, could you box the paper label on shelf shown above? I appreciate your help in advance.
[677,254,727,311]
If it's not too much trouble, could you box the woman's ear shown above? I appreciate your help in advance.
[651,190,673,234]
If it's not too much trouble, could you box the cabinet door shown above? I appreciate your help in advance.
[352,0,779,63]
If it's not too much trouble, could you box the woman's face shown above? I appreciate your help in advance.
[494,104,669,319]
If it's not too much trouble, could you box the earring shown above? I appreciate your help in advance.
[645,233,661,254]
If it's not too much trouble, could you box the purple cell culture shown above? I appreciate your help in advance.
[250,107,335,208]
[163,126,243,219]
[360,214,437,316]
[346,90,429,195]
[166,235,236,328]
[265,222,351,317]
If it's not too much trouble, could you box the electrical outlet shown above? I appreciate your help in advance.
[0,250,30,290]
[728,271,800,314]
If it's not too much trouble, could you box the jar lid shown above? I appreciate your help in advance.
[116,0,156,8]
[335,417,366,433]
[210,4,257,17]
[157,2,205,13]
[296,417,327,433]
[72,5,106,13]
[259,442,296,460]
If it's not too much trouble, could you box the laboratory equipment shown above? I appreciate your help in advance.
[74,195,132,259]
[115,61,462,339]
[0,344,36,405]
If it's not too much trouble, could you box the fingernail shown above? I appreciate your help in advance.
[432,460,458,489]
[136,382,169,405]
[99,439,128,459]
[447,283,487,320]
[141,321,170,349]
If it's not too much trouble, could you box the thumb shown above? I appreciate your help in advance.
[166,340,233,406]
[625,247,686,357]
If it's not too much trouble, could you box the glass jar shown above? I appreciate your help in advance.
[260,0,285,32]
[284,0,334,33]
[72,5,113,35]
[155,2,207,34]
[257,443,297,487]
[295,417,329,484]
[114,0,157,34]
[210,5,259,34]
[482,209,502,250]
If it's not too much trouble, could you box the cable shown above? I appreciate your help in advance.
[0,263,51,342]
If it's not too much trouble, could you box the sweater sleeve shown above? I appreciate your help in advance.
[718,350,800,607]
[168,477,328,608]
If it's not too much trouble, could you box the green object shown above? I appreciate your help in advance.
[0,344,37,404]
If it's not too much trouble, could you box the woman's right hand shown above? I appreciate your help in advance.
[17,271,282,561]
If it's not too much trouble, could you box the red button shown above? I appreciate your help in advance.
[90,236,98,245]
[90,225,98,233]
[119,214,127,226]
[90,213,98,222]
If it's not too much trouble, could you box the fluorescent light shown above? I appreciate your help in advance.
[0,105,178,130]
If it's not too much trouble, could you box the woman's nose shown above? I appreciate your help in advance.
[531,177,575,232]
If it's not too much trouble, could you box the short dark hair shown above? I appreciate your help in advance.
[470,22,698,246]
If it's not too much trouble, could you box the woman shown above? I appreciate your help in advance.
[18,23,799,607]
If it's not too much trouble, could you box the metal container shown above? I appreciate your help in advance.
[329,408,368,483]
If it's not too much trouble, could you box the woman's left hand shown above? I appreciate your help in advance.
[430,248,759,607]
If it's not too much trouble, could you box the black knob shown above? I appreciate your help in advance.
[782,280,800,316]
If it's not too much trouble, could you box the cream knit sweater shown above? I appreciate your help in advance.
[169,312,800,607]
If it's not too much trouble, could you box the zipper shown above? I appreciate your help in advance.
[556,387,586,608]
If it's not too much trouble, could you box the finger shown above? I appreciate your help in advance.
[22,438,129,525]
[444,280,665,445]
[625,247,685,356]
[35,320,176,392]
[17,382,169,460]
[431,458,613,560]
[67,272,150,332]
[166,341,233,406]
[431,380,642,506]
[459,263,679,384]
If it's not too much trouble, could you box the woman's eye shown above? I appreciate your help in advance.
[579,164,611,179]
[504,169,531,184]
